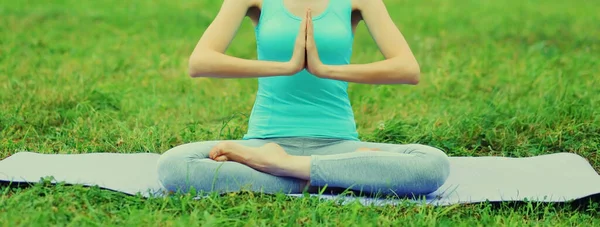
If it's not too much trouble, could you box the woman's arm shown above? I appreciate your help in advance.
[312,0,420,85]
[188,0,304,78]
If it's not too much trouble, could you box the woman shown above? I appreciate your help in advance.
[157,0,450,197]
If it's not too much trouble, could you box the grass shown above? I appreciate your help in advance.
[1,0,599,225]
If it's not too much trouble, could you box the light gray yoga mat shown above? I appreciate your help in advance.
[1,151,599,206]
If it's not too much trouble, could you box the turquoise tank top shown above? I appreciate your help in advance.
[242,0,359,141]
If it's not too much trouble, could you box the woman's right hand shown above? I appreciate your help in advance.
[286,9,310,75]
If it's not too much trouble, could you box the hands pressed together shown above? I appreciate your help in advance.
[288,9,327,77]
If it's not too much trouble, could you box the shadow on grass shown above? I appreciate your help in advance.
[2,180,599,214]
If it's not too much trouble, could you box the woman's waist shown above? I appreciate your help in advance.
[244,121,359,141]
[252,97,354,119]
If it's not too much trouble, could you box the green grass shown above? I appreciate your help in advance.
[1,0,599,225]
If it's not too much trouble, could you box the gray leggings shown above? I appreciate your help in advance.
[157,137,450,197]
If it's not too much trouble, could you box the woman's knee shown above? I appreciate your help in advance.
[156,141,217,192]
[409,144,451,193]
[157,142,215,171]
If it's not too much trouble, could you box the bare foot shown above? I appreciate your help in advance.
[355,147,381,152]
[209,142,291,176]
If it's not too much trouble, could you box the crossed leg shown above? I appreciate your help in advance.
[156,139,309,195]
[305,140,451,197]
[158,138,451,197]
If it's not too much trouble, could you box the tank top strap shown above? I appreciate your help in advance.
[258,0,281,24]
[327,0,353,21]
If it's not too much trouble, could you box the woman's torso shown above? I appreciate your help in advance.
[243,0,362,141]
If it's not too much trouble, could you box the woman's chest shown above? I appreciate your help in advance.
[248,0,361,31]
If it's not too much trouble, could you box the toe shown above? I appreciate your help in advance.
[214,155,228,162]
[208,145,221,160]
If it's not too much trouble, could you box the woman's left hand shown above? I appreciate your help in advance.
[305,9,327,77]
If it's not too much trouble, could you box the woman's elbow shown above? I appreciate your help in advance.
[400,62,420,85]
[407,67,420,85]
[188,50,220,78]
[188,55,208,78]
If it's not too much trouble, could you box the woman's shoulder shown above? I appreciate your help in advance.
[350,0,385,11]
[221,0,260,8]
[248,0,262,9]
[244,0,379,11]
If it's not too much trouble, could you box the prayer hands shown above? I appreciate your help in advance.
[288,10,308,74]
[287,9,325,76]
[304,9,325,76]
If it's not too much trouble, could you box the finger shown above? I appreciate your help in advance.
[298,10,308,44]
[302,14,308,37]
[306,7,310,21]
[299,20,306,35]
[307,11,313,38]
[297,25,307,50]
[304,10,308,39]
[306,19,315,50]
[298,10,307,33]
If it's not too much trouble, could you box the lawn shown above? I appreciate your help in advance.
[1,0,599,226]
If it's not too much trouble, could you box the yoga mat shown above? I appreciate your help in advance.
[1,151,599,206]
